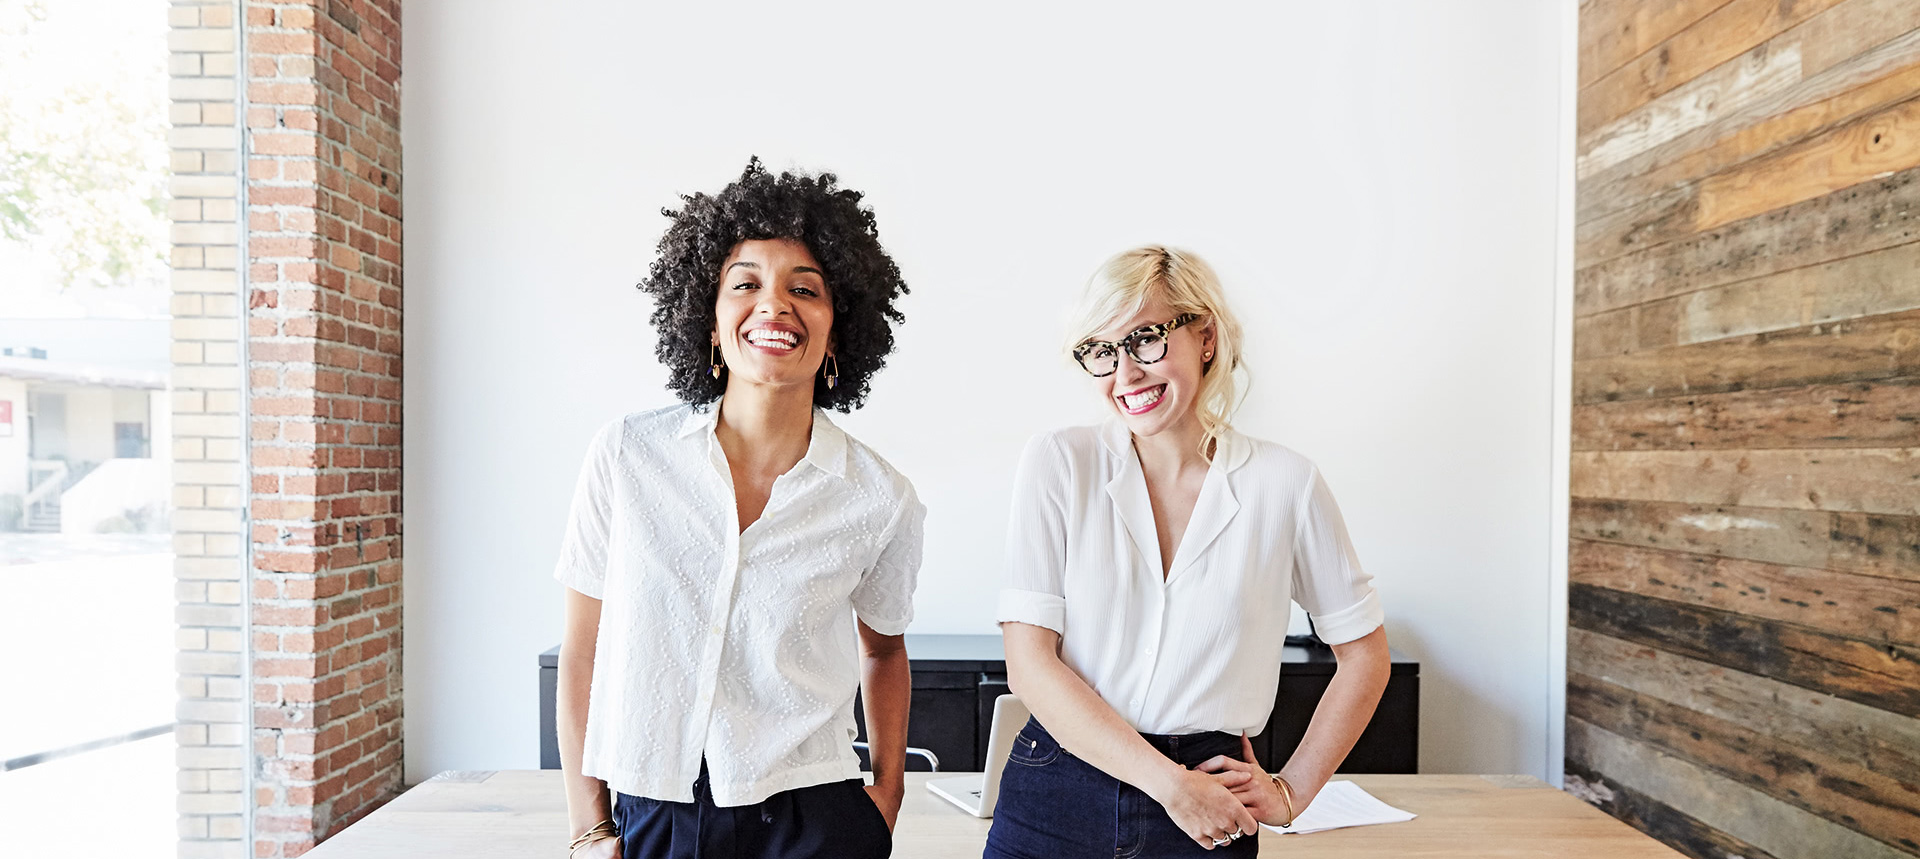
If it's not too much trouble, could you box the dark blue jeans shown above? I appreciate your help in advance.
[614,763,892,859]
[984,717,1259,859]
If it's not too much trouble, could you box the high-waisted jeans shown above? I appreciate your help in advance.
[983,717,1258,859]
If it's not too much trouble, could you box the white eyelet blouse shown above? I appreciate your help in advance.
[554,404,924,806]
[997,420,1383,736]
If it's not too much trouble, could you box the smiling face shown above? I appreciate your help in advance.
[1083,297,1215,439]
[713,238,834,397]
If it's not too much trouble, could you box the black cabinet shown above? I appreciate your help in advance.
[1254,642,1421,773]
[540,634,1419,773]
[848,635,1016,772]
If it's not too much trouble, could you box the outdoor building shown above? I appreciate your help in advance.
[0,350,168,533]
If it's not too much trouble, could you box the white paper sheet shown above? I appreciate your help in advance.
[1260,780,1417,835]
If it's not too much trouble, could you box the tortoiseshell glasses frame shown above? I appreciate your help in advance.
[1071,313,1202,377]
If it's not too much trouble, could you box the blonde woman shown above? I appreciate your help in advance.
[985,246,1391,856]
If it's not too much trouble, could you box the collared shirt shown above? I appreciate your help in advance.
[554,404,923,806]
[997,420,1383,736]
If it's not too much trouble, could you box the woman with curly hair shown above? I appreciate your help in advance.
[986,246,1391,856]
[554,159,921,859]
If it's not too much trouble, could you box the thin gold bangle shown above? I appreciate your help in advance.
[569,819,617,849]
[1270,774,1296,828]
[569,831,617,858]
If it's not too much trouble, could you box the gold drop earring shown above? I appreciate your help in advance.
[823,354,839,389]
[709,343,724,379]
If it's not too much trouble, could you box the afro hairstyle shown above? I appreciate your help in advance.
[637,157,909,412]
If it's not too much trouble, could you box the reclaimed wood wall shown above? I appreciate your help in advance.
[1569,2,1920,858]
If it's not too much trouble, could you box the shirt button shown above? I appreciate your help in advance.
[710,625,723,636]
[1143,647,1155,656]
[1129,698,1141,707]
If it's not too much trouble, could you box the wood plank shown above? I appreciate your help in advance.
[1567,717,1916,859]
[1569,538,1920,646]
[1571,627,1920,786]
[1675,241,1920,343]
[1580,76,1920,262]
[1579,27,1920,230]
[1572,307,1920,405]
[1795,0,1920,74]
[1577,184,1703,272]
[1579,0,1847,136]
[1564,760,1785,859]
[1577,41,1804,179]
[1580,0,1737,89]
[1573,242,1920,356]
[1570,448,1920,515]
[1574,150,1920,317]
[1575,306,1640,359]
[1568,673,1920,854]
[1696,93,1920,229]
[1569,582,1920,716]
[1571,377,1920,452]
[1573,301,1682,358]
[1568,497,1920,582]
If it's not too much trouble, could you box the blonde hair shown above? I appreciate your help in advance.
[1068,245,1246,457]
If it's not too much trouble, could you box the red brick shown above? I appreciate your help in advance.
[253,131,320,157]
[253,236,318,258]
[252,33,320,58]
[252,185,321,208]
[279,6,317,30]
[255,605,327,627]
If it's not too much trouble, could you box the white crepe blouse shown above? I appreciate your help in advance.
[997,420,1383,736]
[554,404,924,806]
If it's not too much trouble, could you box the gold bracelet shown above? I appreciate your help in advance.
[569,819,617,850]
[569,831,617,858]
[1270,774,1296,828]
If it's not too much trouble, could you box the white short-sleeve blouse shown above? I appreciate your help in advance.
[554,404,924,806]
[997,420,1382,736]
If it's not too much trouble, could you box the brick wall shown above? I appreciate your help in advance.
[242,1,404,855]
[169,1,251,856]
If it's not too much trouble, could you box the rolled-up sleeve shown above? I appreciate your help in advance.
[852,483,924,636]
[553,421,618,599]
[998,433,1070,634]
[1291,466,1383,644]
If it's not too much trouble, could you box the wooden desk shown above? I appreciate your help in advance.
[305,771,1684,858]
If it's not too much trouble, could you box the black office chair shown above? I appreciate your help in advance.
[851,741,939,772]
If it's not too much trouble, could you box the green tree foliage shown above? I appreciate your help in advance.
[0,0,167,290]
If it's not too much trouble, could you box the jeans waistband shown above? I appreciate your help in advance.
[1029,718,1243,769]
[1138,728,1243,768]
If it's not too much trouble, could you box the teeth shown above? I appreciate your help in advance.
[746,329,798,349]
[1122,387,1163,410]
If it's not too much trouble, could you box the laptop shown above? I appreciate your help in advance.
[925,693,1032,817]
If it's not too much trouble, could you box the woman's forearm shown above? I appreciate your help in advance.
[1001,622,1185,795]
[857,622,912,794]
[559,589,612,837]
[1276,625,1390,808]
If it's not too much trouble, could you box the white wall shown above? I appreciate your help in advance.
[63,388,116,464]
[404,1,1571,783]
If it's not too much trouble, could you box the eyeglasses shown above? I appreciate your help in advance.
[1071,314,1201,377]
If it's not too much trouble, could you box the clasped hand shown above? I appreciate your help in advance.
[1150,733,1290,850]
[1192,734,1292,830]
